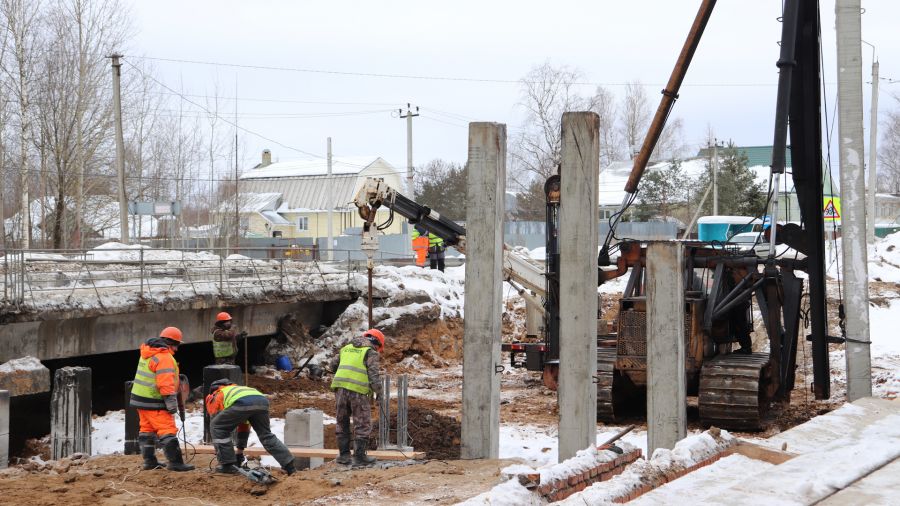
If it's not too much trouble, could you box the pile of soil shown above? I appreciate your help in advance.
[323,405,461,460]
[247,372,329,396]
[247,372,335,418]
[379,311,463,367]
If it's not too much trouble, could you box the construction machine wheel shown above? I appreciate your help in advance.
[596,347,619,422]
[698,352,770,431]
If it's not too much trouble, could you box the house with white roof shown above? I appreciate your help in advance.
[225,150,403,240]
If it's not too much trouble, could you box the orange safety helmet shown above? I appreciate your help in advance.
[159,326,183,343]
[363,329,385,353]
[216,312,232,322]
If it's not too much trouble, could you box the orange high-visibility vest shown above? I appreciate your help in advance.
[412,236,429,267]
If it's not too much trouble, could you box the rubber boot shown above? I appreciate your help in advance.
[336,435,352,465]
[139,435,163,470]
[282,459,296,476]
[235,452,246,468]
[163,437,195,472]
[353,438,376,467]
[215,463,240,474]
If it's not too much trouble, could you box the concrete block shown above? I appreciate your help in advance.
[284,408,324,469]
[0,390,8,469]
[51,367,92,459]
[0,356,50,397]
[202,365,243,443]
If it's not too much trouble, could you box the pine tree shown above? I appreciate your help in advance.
[692,143,767,217]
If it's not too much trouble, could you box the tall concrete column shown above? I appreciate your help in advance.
[645,241,686,455]
[203,365,243,443]
[123,381,139,455]
[836,0,872,401]
[558,112,600,462]
[461,122,506,460]
[525,300,542,339]
[285,408,323,469]
[0,390,8,469]
[51,367,92,459]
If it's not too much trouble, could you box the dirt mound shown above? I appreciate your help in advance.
[380,313,463,367]
[247,371,329,396]
[323,404,461,460]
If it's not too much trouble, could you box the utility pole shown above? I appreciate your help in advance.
[712,139,720,216]
[110,54,129,244]
[399,104,419,258]
[835,0,872,401]
[326,137,333,261]
[866,58,879,245]
[234,76,240,255]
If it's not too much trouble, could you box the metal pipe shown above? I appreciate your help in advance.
[397,374,408,449]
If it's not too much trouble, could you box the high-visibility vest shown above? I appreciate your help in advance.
[213,337,235,358]
[130,356,178,409]
[330,344,372,395]
[220,385,262,408]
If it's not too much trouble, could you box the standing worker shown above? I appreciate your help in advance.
[411,223,429,268]
[205,379,296,475]
[212,312,246,365]
[427,231,446,272]
[329,329,384,467]
[130,326,195,472]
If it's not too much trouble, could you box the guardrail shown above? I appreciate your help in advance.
[0,246,413,312]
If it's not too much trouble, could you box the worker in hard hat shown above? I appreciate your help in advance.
[212,312,246,365]
[411,224,429,268]
[205,379,296,476]
[329,329,384,466]
[130,326,195,472]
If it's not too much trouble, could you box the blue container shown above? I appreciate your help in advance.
[275,355,293,372]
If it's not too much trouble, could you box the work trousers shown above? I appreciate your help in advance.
[334,388,372,439]
[211,399,293,467]
[429,248,446,272]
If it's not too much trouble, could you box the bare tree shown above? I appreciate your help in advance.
[618,81,650,159]
[879,102,900,193]
[592,85,620,167]
[1,0,42,248]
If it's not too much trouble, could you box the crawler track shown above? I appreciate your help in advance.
[699,352,770,431]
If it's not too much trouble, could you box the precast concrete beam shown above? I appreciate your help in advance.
[461,122,506,460]
[557,111,600,462]
[51,367,92,459]
[0,390,8,469]
[646,241,686,455]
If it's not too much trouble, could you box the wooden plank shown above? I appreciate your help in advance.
[191,444,425,461]
[723,442,796,465]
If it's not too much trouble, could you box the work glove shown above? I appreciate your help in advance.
[164,395,178,415]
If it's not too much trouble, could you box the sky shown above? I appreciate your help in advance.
[123,0,900,180]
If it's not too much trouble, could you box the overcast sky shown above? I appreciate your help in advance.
[124,0,899,178]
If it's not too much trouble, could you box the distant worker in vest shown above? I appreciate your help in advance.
[205,379,296,475]
[329,329,385,466]
[130,326,195,472]
[212,312,246,365]
[427,231,446,272]
[411,223,429,268]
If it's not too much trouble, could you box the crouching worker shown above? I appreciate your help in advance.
[130,327,195,472]
[329,329,384,467]
[205,379,296,475]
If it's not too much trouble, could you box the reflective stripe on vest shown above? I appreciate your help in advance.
[130,355,178,403]
[330,344,371,395]
[221,385,262,409]
[213,338,234,358]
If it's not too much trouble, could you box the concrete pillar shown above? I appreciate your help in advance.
[202,365,243,443]
[646,241,686,455]
[525,300,542,339]
[0,390,8,469]
[51,367,92,459]
[558,112,600,462]
[284,408,323,469]
[123,381,139,455]
[461,122,506,460]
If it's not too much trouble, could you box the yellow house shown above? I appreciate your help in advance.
[233,152,404,240]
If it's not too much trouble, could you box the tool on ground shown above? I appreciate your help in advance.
[291,354,316,379]
[236,465,276,485]
[599,425,635,447]
[178,374,190,457]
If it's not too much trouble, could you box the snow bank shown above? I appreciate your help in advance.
[0,356,44,373]
[826,230,900,283]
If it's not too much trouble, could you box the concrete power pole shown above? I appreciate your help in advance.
[326,137,333,261]
[835,0,872,401]
[399,104,419,198]
[110,54,129,244]
[712,140,719,216]
[866,59,879,245]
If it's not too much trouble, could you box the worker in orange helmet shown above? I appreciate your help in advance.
[129,326,195,472]
[212,311,246,365]
[328,328,384,466]
[411,224,429,268]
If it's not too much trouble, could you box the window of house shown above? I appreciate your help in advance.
[296,216,309,231]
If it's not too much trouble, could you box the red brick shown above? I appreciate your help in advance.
[600,471,612,481]
[538,483,551,496]
[568,474,580,486]
[589,466,599,478]
[575,482,587,493]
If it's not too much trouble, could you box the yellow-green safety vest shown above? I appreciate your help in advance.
[330,344,372,395]
[220,385,262,408]
[130,356,178,405]
[213,338,235,358]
